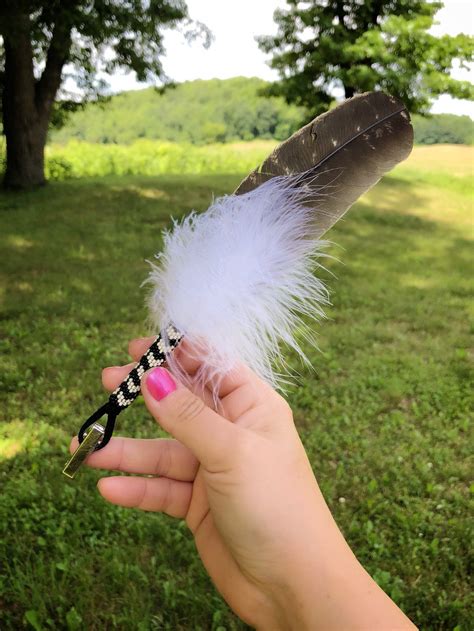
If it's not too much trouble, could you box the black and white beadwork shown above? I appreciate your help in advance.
[77,324,182,451]
[110,324,183,410]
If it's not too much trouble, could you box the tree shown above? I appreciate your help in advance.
[49,77,305,145]
[257,1,474,117]
[0,1,209,190]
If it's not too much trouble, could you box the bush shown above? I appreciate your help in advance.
[45,156,74,180]
[413,114,473,145]
[42,139,275,180]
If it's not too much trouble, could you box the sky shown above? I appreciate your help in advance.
[100,0,473,117]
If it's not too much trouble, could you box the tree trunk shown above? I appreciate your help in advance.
[344,85,355,99]
[3,109,48,190]
[1,15,48,190]
[1,7,70,190]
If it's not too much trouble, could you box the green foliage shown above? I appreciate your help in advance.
[50,78,305,144]
[0,145,472,629]
[0,0,211,189]
[257,0,474,116]
[40,139,275,180]
[0,0,207,94]
[49,78,472,150]
[413,114,473,145]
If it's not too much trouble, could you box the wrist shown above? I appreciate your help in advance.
[256,497,416,630]
[260,529,360,630]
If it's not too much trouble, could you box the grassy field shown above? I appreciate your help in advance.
[0,145,473,630]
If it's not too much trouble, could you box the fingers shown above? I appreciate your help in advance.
[98,476,192,517]
[128,336,155,360]
[127,336,270,404]
[69,436,198,481]
[214,362,261,398]
[142,367,244,473]
[122,336,281,427]
[218,372,271,422]
[102,364,135,391]
[101,363,217,410]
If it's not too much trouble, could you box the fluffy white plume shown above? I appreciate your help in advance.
[147,176,330,391]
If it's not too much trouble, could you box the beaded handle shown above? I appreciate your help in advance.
[77,324,183,451]
[109,324,183,410]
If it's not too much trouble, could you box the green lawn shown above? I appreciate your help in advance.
[0,146,473,630]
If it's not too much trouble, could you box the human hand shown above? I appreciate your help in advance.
[70,338,416,630]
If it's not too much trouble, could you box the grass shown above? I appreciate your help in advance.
[0,145,473,630]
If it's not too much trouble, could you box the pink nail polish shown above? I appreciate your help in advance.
[146,367,176,401]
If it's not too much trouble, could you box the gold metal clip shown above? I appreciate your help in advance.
[62,423,105,479]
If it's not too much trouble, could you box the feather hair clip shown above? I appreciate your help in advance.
[63,92,413,478]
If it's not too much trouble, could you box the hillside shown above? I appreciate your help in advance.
[51,77,305,145]
[50,77,473,146]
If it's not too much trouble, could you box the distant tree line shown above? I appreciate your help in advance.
[51,78,473,146]
[50,78,306,145]
[412,114,473,145]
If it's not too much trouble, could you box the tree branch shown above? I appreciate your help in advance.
[371,0,385,27]
[335,0,347,30]
[35,1,77,117]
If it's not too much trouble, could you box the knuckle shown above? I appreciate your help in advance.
[160,478,173,513]
[117,438,126,471]
[136,479,149,510]
[174,391,206,425]
[154,439,172,476]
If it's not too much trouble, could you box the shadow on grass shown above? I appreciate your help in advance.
[1,173,472,630]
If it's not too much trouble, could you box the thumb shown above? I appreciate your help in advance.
[142,366,241,472]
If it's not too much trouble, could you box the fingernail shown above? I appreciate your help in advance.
[146,367,176,401]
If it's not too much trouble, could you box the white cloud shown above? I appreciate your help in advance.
[101,0,473,117]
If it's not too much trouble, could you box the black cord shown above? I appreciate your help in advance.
[76,324,183,452]
[77,400,118,451]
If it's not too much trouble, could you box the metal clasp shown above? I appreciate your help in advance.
[62,423,105,479]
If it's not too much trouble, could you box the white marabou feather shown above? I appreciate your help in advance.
[146,176,330,391]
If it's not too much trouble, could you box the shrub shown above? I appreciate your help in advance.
[413,114,473,145]
[41,140,275,180]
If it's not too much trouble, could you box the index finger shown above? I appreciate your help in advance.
[69,435,198,481]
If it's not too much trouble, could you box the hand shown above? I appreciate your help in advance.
[71,338,416,630]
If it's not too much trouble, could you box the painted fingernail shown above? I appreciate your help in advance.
[146,367,176,401]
